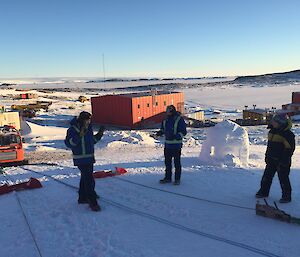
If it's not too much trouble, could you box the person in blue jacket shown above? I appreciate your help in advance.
[65,111,104,211]
[156,105,187,185]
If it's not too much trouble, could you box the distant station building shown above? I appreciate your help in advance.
[184,110,206,128]
[185,110,205,121]
[16,93,37,100]
[235,106,274,126]
[282,92,300,116]
[91,91,184,129]
[243,108,269,122]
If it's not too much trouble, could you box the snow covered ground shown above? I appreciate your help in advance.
[0,77,234,89]
[0,81,300,257]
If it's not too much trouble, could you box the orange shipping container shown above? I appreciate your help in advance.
[91,91,184,129]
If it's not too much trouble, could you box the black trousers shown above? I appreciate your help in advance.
[259,161,292,198]
[78,164,97,205]
[164,148,182,181]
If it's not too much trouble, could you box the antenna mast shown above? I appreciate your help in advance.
[102,53,106,82]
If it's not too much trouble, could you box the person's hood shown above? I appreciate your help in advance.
[70,117,78,126]
[269,119,292,132]
[70,116,93,131]
[284,119,292,131]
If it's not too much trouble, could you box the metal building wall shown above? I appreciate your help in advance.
[91,95,133,127]
[92,92,184,129]
[292,92,300,104]
[131,92,184,127]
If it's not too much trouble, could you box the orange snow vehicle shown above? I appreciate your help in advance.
[0,125,27,166]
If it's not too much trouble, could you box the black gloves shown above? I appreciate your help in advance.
[153,131,182,140]
[95,126,105,140]
[98,126,105,134]
[156,130,163,137]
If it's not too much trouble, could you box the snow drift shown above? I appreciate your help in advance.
[199,120,249,167]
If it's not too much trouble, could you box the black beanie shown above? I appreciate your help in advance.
[78,111,92,122]
[166,105,176,114]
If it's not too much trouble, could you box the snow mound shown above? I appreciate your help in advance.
[23,121,67,139]
[22,121,68,151]
[199,120,249,167]
[35,145,58,152]
[102,131,157,148]
[20,120,32,135]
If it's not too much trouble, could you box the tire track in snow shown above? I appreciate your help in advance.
[113,176,255,211]
[15,165,283,257]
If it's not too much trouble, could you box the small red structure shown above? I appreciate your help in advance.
[93,167,127,179]
[91,91,184,128]
[282,92,300,116]
[292,92,300,104]
[0,178,42,195]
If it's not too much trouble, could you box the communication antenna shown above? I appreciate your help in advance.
[102,53,106,82]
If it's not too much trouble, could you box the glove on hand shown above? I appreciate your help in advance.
[98,126,105,135]
[156,130,163,137]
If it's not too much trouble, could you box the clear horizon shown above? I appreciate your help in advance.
[1,0,300,79]
[1,67,299,81]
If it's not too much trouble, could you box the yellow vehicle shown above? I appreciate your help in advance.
[11,101,52,112]
[78,96,88,103]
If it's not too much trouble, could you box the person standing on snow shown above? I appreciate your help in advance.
[156,105,187,185]
[256,114,295,203]
[65,111,105,211]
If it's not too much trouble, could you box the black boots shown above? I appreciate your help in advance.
[159,178,181,185]
[256,191,291,203]
[255,191,268,199]
[78,197,101,211]
[159,178,171,184]
[279,196,291,203]
[89,203,101,211]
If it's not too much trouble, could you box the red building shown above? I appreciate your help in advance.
[292,92,300,103]
[91,91,184,128]
[282,92,300,116]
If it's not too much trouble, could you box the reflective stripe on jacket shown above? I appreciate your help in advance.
[266,120,295,165]
[65,117,101,166]
[161,113,187,149]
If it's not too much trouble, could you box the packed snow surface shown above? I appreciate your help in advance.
[0,81,300,257]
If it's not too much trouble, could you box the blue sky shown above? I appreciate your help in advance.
[1,0,300,78]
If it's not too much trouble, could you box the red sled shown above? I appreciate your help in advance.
[0,177,42,195]
[93,167,127,179]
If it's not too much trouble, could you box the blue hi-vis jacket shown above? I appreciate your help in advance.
[161,113,187,149]
[65,117,101,166]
